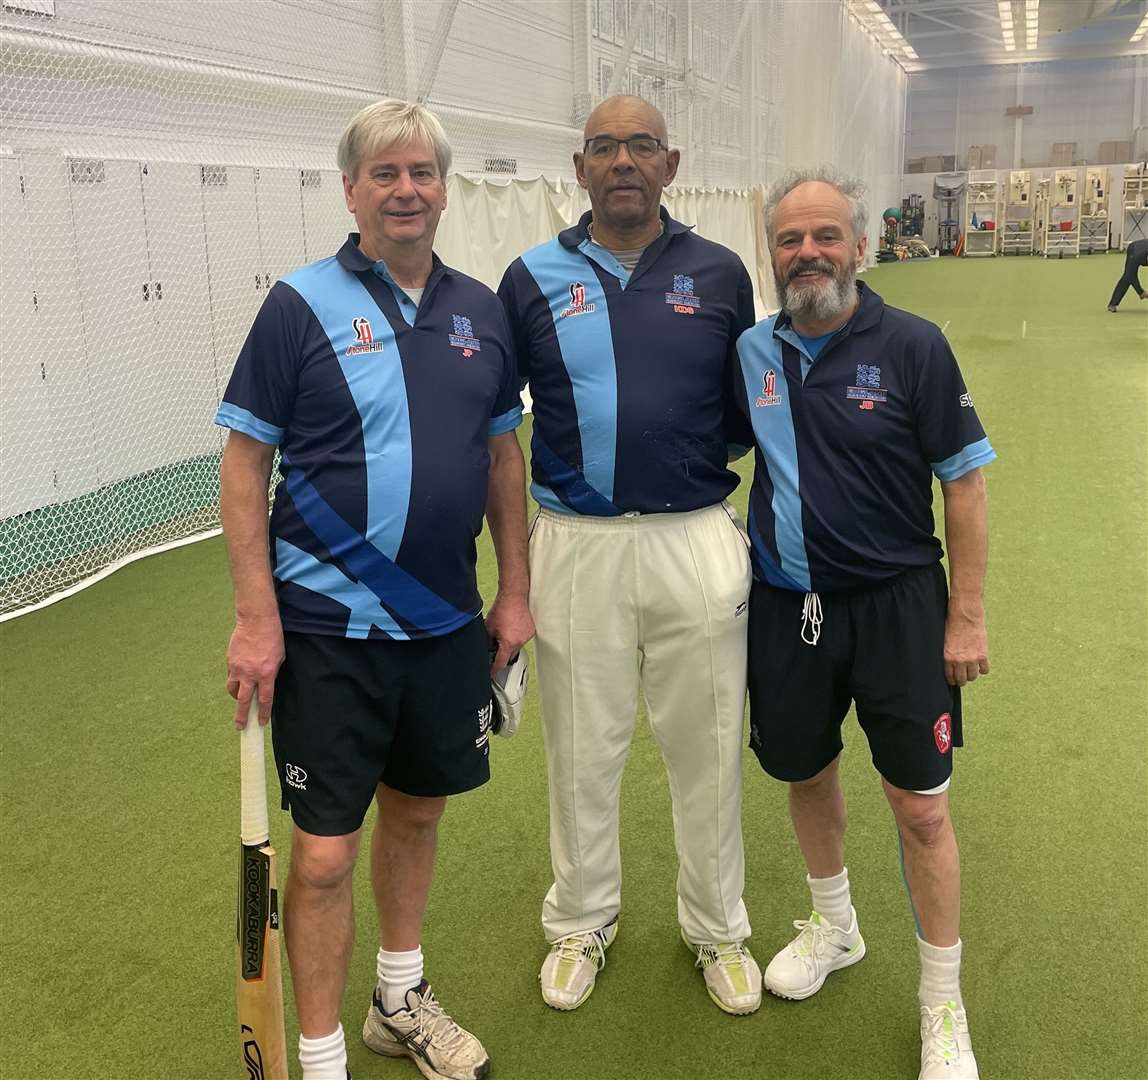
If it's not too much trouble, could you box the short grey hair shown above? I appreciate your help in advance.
[337,99,453,180]
[763,165,869,242]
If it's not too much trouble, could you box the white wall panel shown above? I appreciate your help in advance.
[0,158,55,516]
[907,57,1143,168]
[12,152,98,504]
[67,158,165,485]
[201,166,261,391]
[140,160,222,458]
[255,168,307,284]
[302,170,353,263]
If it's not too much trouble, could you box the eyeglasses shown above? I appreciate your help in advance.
[583,135,668,161]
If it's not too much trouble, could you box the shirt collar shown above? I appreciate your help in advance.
[336,233,451,282]
[558,205,692,249]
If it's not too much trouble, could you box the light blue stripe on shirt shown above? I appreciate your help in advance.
[932,437,996,481]
[214,402,284,445]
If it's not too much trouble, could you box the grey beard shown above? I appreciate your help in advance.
[778,267,856,323]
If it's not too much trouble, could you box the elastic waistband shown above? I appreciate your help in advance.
[537,501,731,532]
[754,560,943,598]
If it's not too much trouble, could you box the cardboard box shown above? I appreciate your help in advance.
[906,160,924,174]
[981,144,996,168]
[1098,141,1132,164]
[942,155,956,171]
[1051,142,1076,166]
[923,155,945,173]
[967,145,982,169]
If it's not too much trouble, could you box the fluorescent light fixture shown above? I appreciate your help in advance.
[865,0,881,11]
[1131,13,1148,42]
[1025,0,1038,11]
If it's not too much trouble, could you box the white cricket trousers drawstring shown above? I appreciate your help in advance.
[801,592,823,646]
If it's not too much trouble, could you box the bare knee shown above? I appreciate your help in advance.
[376,785,446,834]
[886,786,950,848]
[789,756,843,804]
[291,830,360,890]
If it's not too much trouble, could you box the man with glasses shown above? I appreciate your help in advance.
[498,95,760,1015]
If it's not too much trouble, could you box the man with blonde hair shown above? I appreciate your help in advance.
[499,95,760,1015]
[733,165,993,1079]
[218,99,532,1080]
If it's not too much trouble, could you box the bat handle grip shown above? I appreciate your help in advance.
[240,695,271,847]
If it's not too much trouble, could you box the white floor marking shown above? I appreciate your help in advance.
[1022,319,1027,338]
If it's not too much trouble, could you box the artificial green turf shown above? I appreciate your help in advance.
[1,252,1145,1079]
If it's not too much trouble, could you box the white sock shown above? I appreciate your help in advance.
[377,945,424,1013]
[918,936,963,1009]
[298,1024,346,1080]
[807,867,854,931]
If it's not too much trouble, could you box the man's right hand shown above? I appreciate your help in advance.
[226,615,285,729]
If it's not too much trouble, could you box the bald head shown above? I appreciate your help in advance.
[574,95,678,247]
[584,95,667,143]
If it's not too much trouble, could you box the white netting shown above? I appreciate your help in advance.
[0,0,905,618]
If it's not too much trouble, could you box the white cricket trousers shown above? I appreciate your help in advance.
[529,501,753,945]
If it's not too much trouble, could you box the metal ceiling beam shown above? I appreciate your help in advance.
[910,9,1004,45]
[906,40,1148,69]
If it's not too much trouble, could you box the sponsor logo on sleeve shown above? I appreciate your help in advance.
[665,273,702,314]
[346,317,385,356]
[559,281,596,319]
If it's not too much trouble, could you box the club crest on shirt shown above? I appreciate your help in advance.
[346,316,385,356]
[448,313,481,356]
[560,281,596,318]
[846,362,887,407]
[755,368,782,408]
[665,273,702,314]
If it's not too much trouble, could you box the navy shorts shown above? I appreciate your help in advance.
[271,616,493,836]
[747,563,962,793]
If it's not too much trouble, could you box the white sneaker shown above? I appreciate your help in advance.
[919,1000,980,1079]
[362,980,490,1080]
[763,908,866,1000]
[682,932,763,1015]
[539,918,618,1010]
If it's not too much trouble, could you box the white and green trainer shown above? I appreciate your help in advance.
[919,1000,980,1079]
[539,919,618,1010]
[682,932,763,1015]
[762,908,866,1001]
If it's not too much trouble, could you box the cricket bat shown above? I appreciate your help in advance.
[236,696,289,1079]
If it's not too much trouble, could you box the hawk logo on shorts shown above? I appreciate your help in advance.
[755,369,782,408]
[933,713,953,754]
[476,700,493,752]
[285,763,308,790]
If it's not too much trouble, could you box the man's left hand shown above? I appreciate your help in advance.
[943,603,990,687]
[486,591,535,672]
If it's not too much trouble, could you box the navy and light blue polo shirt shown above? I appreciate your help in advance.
[734,282,995,593]
[498,208,755,515]
[215,235,522,639]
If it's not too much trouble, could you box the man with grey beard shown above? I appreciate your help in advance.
[731,167,994,1080]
